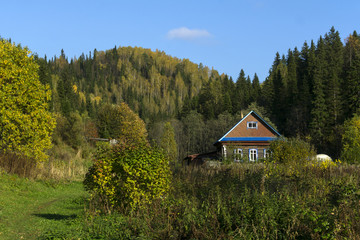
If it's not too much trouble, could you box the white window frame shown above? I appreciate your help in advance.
[233,148,243,162]
[263,149,267,159]
[249,149,258,162]
[247,121,258,129]
[222,145,227,158]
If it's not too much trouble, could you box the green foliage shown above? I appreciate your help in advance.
[43,164,360,239]
[84,143,171,211]
[96,103,148,145]
[52,112,85,149]
[341,114,360,163]
[0,39,55,162]
[160,121,178,164]
[268,137,315,165]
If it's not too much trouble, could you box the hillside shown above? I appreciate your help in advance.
[34,27,360,159]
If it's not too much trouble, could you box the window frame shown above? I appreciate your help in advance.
[263,149,267,159]
[247,121,258,129]
[233,148,243,162]
[249,148,258,162]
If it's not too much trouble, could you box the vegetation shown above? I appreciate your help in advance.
[84,143,171,212]
[2,26,360,239]
[96,102,148,145]
[32,163,360,239]
[0,39,55,162]
[341,114,360,163]
[0,171,87,240]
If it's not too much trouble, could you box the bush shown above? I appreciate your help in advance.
[341,114,360,163]
[268,137,315,165]
[84,142,171,212]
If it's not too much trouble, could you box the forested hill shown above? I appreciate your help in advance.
[36,45,264,158]
[36,46,220,122]
[36,27,360,159]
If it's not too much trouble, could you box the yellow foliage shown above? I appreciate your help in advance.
[0,39,56,161]
[72,84,78,93]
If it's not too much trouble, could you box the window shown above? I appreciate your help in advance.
[233,148,243,162]
[263,149,266,159]
[249,149,258,162]
[247,121,258,129]
[222,145,227,157]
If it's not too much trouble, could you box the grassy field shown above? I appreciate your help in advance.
[1,162,360,239]
[0,172,87,240]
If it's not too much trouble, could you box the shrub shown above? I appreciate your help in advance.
[84,142,171,212]
[268,137,315,165]
[267,137,316,177]
[341,114,360,163]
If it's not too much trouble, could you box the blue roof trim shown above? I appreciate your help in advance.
[218,111,253,142]
[221,137,277,142]
[251,111,281,137]
[217,110,281,143]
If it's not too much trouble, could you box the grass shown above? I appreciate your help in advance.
[1,160,360,239]
[0,171,87,240]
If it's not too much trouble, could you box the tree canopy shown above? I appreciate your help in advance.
[0,39,55,161]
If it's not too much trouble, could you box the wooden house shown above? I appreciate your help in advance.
[214,111,281,162]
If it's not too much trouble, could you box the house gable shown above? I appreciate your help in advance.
[217,111,280,143]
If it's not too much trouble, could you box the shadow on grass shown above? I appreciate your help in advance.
[33,213,77,221]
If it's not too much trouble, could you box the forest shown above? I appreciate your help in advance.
[35,26,360,160]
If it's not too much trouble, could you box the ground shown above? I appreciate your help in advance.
[0,174,87,240]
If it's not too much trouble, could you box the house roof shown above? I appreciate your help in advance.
[216,110,281,143]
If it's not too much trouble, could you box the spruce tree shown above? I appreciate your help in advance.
[323,27,344,126]
[343,32,360,117]
[251,73,261,103]
[310,37,328,152]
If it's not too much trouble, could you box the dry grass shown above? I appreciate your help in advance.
[0,143,94,180]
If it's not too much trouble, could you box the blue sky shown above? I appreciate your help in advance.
[1,0,359,82]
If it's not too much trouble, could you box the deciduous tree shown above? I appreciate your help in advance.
[0,39,55,161]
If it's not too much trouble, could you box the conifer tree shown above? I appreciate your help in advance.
[310,37,328,152]
[251,73,261,103]
[234,69,248,111]
[343,32,360,117]
[323,27,344,126]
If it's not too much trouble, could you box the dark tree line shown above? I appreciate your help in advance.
[260,27,360,157]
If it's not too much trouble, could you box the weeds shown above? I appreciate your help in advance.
[39,162,360,239]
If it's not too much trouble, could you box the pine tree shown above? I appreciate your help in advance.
[234,69,249,111]
[310,37,328,152]
[323,27,344,126]
[343,32,360,117]
[251,73,261,103]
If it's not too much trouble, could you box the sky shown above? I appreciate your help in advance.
[1,0,360,82]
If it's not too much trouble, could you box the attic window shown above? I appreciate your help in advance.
[247,121,258,129]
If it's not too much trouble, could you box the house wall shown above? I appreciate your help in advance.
[219,143,269,161]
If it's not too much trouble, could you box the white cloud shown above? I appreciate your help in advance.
[167,27,211,40]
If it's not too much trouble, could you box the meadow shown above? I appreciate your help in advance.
[1,160,360,239]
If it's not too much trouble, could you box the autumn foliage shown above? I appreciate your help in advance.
[96,103,148,146]
[84,102,171,212]
[0,39,55,161]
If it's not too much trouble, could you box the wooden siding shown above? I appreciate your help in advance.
[225,114,276,138]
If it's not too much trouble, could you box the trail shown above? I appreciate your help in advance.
[0,181,86,240]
